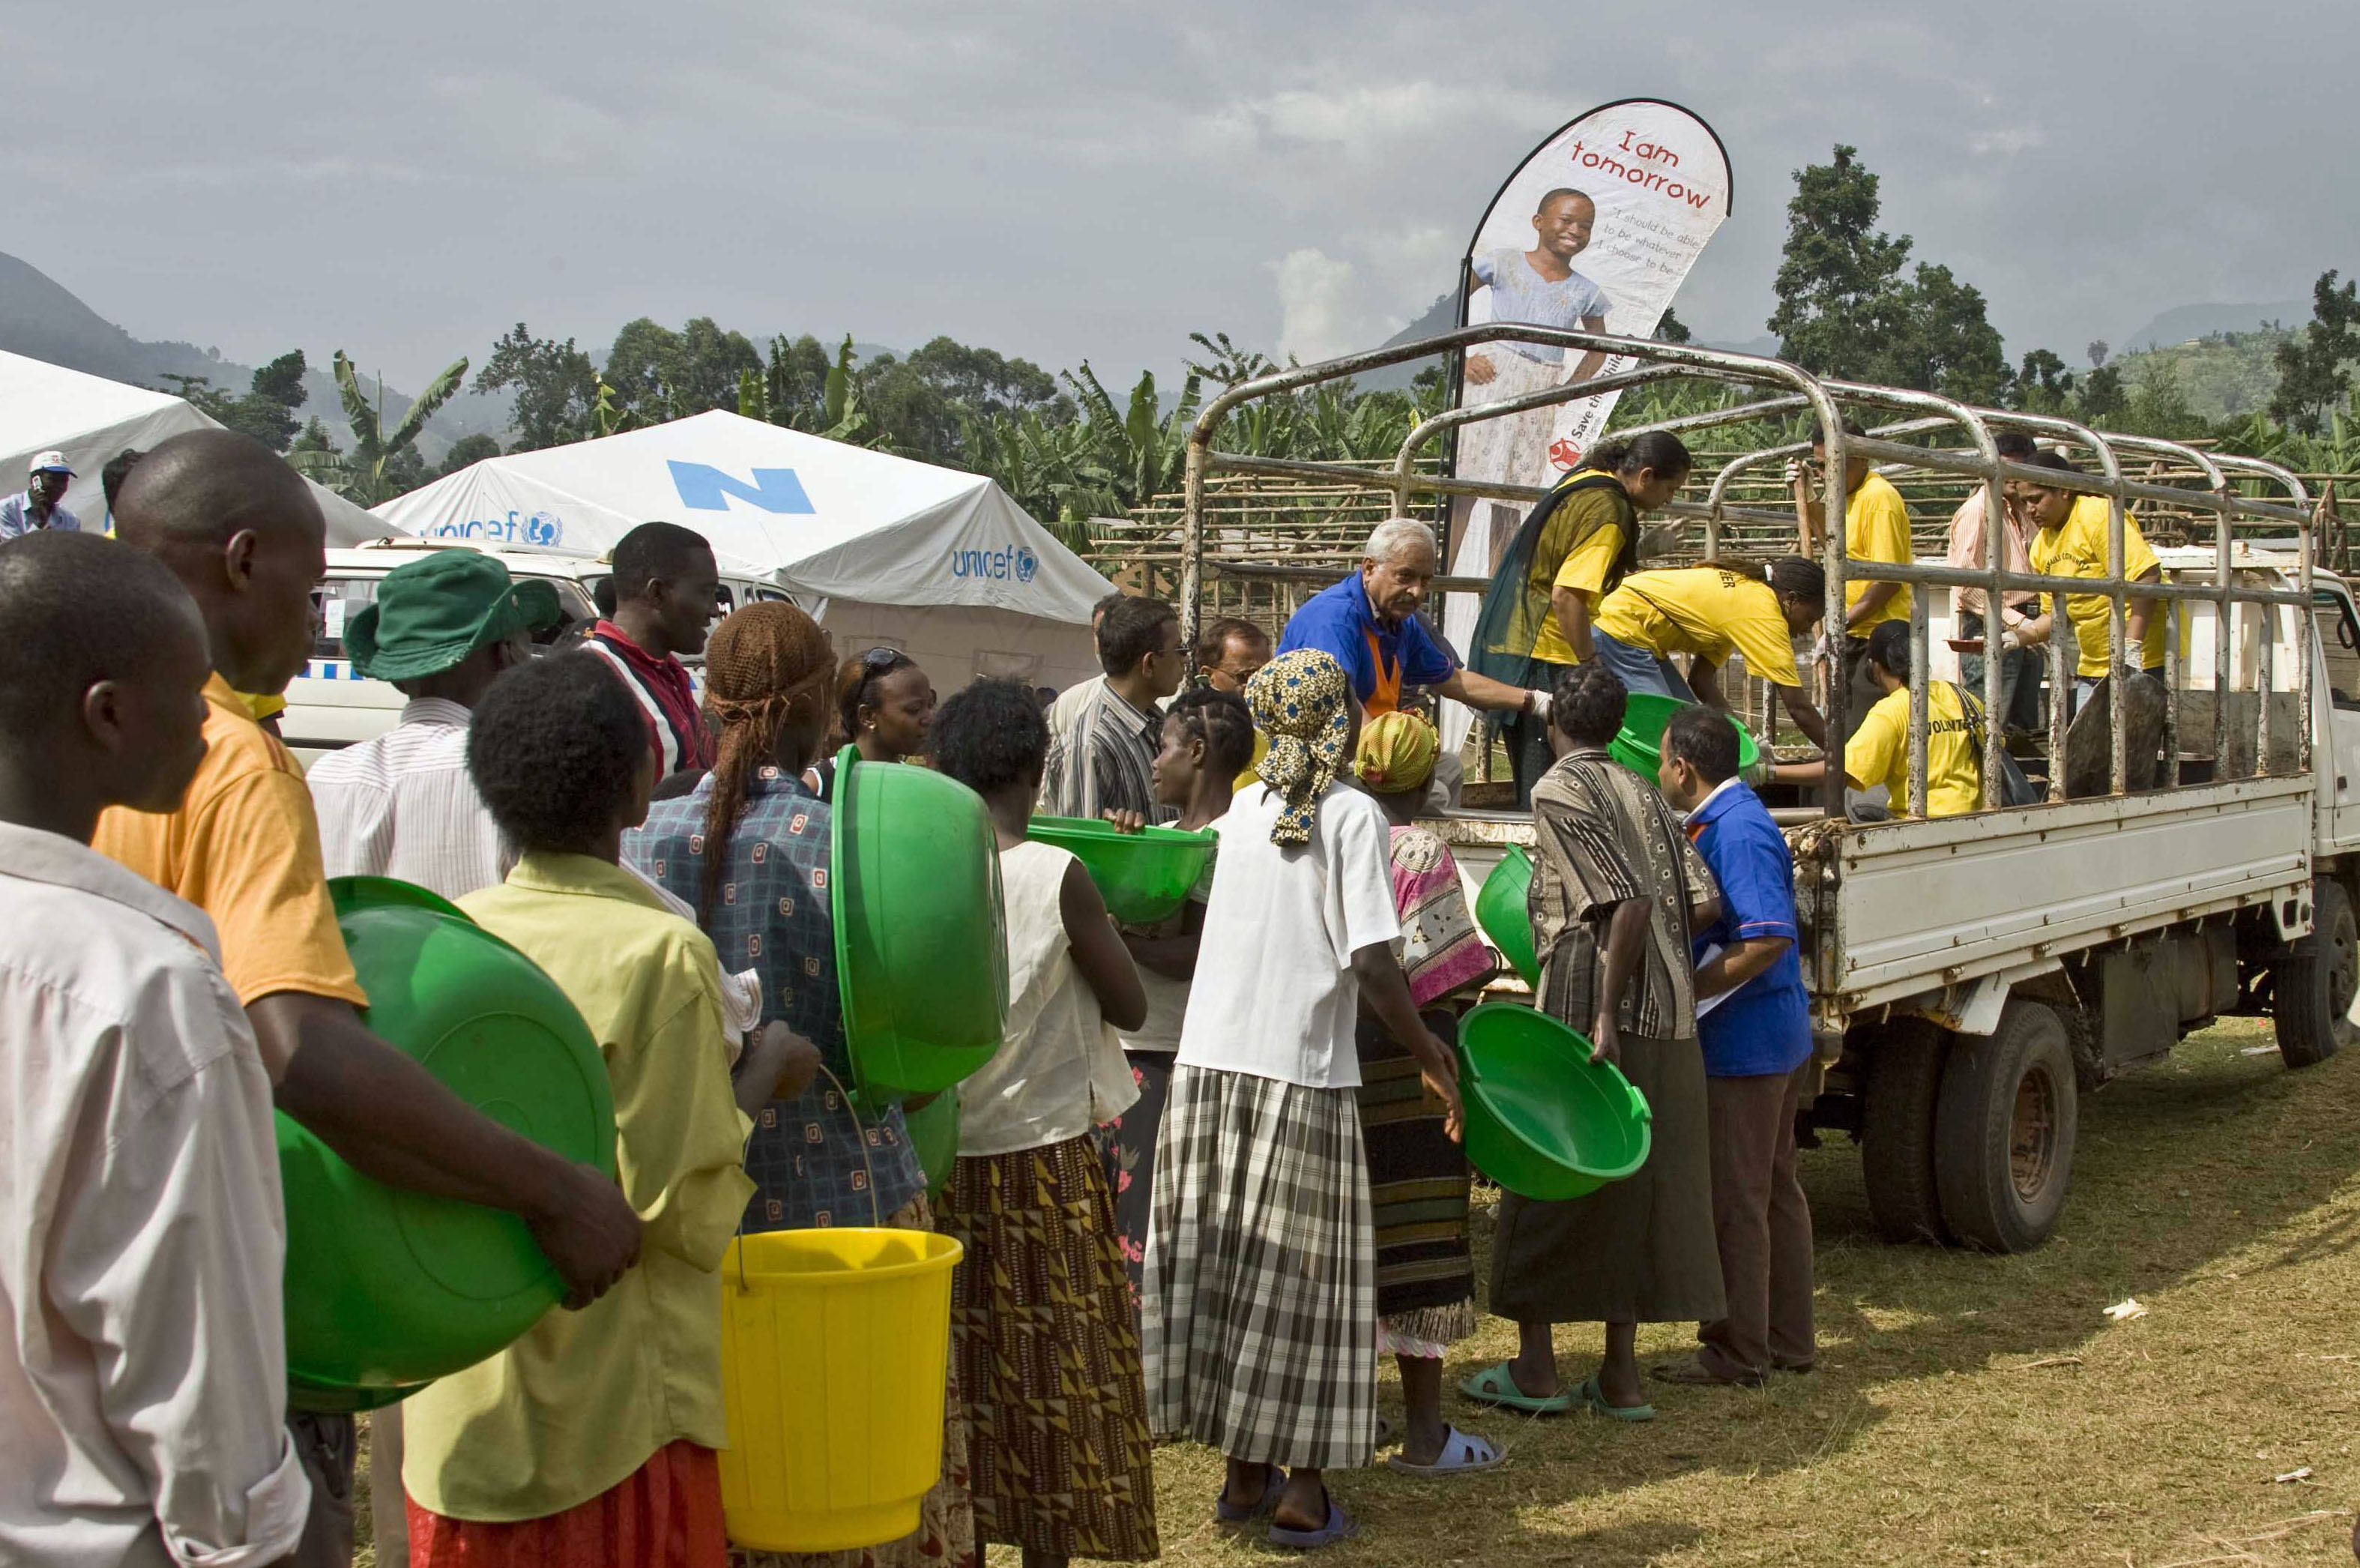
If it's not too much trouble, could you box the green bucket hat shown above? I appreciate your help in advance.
[345,552,565,682]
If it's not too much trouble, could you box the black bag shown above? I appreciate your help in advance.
[1953,681,2043,807]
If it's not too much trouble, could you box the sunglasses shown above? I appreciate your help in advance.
[860,645,909,672]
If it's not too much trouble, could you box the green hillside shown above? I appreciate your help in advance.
[2104,328,2293,424]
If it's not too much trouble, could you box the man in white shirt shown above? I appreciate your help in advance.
[309,551,557,900]
[0,528,312,1568]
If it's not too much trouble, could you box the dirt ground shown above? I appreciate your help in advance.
[355,1016,2360,1567]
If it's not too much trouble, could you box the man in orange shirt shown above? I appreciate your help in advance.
[92,429,643,1568]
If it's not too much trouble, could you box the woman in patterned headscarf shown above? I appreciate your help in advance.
[1142,650,1466,1550]
[625,602,980,1568]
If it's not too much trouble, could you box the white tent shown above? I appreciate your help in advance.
[0,349,393,545]
[373,410,1114,692]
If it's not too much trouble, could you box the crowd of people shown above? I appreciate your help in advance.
[0,410,2176,1568]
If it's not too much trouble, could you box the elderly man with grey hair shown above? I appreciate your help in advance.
[1276,518,1545,739]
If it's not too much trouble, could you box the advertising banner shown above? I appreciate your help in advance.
[1440,99,1733,739]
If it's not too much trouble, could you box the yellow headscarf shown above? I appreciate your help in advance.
[1354,710,1440,795]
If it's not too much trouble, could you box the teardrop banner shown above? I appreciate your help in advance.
[1439,98,1734,724]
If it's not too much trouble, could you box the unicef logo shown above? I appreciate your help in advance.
[1015,547,1038,584]
[426,509,565,546]
[523,511,564,546]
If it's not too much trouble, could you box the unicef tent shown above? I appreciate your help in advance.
[0,349,392,545]
[372,410,1114,692]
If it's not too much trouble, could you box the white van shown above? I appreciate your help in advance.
[283,539,795,765]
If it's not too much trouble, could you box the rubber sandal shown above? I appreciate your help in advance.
[1578,1374,1656,1422]
[1386,1425,1506,1476]
[1457,1361,1575,1415]
[1212,1463,1286,1525]
[1650,1358,1764,1389]
[1269,1496,1359,1550]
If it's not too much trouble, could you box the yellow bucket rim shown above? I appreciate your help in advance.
[728,1228,964,1290]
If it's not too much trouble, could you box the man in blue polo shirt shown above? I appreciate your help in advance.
[1278,516,1543,724]
[1651,704,1816,1388]
[0,452,83,540]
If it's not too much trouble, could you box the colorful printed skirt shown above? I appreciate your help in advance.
[1143,1064,1376,1470]
[1096,1049,1174,1310]
[408,1439,726,1568]
[1354,1010,1479,1358]
[936,1136,1159,1561]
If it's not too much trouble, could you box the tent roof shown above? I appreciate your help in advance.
[0,349,393,545]
[370,410,1110,624]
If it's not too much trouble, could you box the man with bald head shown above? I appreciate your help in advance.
[94,429,644,1568]
[0,530,318,1568]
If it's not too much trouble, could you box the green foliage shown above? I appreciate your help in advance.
[474,325,599,451]
[435,432,501,478]
[1769,145,2009,405]
[287,350,468,507]
[163,349,310,450]
[2267,270,2360,435]
[1183,331,1277,388]
[1654,307,1692,345]
[604,316,764,425]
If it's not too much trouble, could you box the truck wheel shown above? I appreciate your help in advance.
[2274,879,2355,1069]
[1934,999,2078,1252]
[1859,1019,1951,1244]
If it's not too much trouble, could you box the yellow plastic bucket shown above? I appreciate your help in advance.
[717,1228,964,1552]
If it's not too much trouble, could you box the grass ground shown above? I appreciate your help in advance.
[354,1016,2360,1567]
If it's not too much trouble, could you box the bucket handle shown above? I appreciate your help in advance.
[734,1059,883,1295]
[1624,1079,1653,1127]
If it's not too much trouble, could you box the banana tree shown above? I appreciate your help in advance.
[287,350,469,506]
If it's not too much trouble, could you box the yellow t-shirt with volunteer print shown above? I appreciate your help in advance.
[1844,681,1982,818]
[2027,493,2167,678]
[1593,567,1803,687]
[1529,510,1627,666]
[1844,470,1914,632]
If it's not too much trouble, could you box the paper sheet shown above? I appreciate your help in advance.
[1694,943,1733,1020]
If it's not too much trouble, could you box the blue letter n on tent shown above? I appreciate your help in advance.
[668,462,815,514]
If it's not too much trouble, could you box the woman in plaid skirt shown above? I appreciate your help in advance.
[1143,650,1465,1550]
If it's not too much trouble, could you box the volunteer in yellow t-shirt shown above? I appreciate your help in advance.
[1791,418,1916,740]
[1775,621,1983,818]
[1590,557,1833,750]
[2012,450,2167,705]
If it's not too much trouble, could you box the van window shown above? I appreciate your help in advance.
[313,579,379,660]
[531,577,601,645]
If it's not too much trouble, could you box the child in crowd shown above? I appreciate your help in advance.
[929,678,1162,1568]
[1146,649,1463,1552]
[1350,711,1500,1475]
[627,602,977,1568]
[402,654,814,1568]
[1102,684,1257,1303]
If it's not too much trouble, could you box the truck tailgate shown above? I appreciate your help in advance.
[1826,775,2313,1010]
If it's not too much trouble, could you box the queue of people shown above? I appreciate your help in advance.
[0,412,2186,1568]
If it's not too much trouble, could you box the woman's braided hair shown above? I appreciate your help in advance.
[699,602,834,919]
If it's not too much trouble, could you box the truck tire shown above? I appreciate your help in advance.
[1934,999,2078,1252]
[1859,1019,1951,1244]
[2274,878,2355,1069]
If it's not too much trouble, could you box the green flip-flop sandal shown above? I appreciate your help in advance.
[1577,1374,1656,1422]
[1457,1362,1575,1415]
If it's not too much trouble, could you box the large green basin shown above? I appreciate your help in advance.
[1607,693,1760,781]
[902,1093,959,1198]
[1475,847,1539,989]
[1024,815,1218,923]
[1456,1002,1652,1202]
[280,877,616,1413]
[830,747,1008,1107]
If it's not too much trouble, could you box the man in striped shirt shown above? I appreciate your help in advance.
[583,522,720,780]
[1039,594,1186,824]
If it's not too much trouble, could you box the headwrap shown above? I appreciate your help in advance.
[1244,648,1353,845]
[1355,710,1440,795]
[698,602,835,916]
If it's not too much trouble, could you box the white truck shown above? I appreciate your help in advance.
[1171,328,2356,1252]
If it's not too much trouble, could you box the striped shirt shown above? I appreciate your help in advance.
[307,697,510,900]
[583,622,712,779]
[1037,680,1174,824]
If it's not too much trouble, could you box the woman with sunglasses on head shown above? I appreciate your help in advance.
[805,646,937,794]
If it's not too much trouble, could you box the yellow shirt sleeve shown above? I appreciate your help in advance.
[622,970,758,1270]
[1844,689,1908,800]
[1724,585,1802,687]
[173,770,368,1014]
[1844,475,1915,630]
[1529,521,1626,663]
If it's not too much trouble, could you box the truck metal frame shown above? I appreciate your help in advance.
[1174,328,2359,1252]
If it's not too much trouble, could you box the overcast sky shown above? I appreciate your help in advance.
[14,0,2356,391]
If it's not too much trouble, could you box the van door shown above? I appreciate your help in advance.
[2312,585,2360,849]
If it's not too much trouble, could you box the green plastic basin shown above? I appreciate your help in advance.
[830,747,1009,1106]
[1456,1001,1653,1201]
[280,877,617,1413]
[1475,847,1540,989]
[1024,815,1218,924]
[902,1093,959,1198]
[1606,693,1760,781]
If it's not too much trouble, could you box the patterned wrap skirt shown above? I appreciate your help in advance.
[408,1439,726,1568]
[1354,1009,1478,1358]
[1096,1050,1175,1311]
[1143,1064,1376,1471]
[935,1136,1159,1561]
